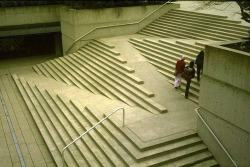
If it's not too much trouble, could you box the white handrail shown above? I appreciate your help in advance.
[65,1,172,54]
[195,107,238,167]
[61,107,125,167]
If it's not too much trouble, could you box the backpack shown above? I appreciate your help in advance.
[182,67,193,80]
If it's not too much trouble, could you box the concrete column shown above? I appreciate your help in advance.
[54,33,62,56]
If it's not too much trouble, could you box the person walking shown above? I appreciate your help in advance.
[182,61,195,99]
[174,56,186,89]
[195,50,204,82]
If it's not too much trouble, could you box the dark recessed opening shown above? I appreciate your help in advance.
[0,32,62,60]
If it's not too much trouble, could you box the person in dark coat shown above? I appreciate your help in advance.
[195,50,204,82]
[184,61,195,99]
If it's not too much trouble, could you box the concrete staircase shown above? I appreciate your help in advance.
[129,38,205,103]
[32,39,167,114]
[12,74,219,167]
[138,9,249,40]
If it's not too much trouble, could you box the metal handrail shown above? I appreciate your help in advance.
[195,107,238,167]
[61,107,125,167]
[65,1,172,54]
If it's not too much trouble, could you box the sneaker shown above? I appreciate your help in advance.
[185,96,189,99]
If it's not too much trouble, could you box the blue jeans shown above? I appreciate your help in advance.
[185,79,191,97]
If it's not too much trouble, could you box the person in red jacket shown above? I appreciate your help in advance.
[174,56,186,89]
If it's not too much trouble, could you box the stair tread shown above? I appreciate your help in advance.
[79,49,143,84]
[130,39,195,61]
[154,19,246,39]
[193,159,219,167]
[70,101,127,167]
[132,143,208,167]
[31,83,85,166]
[93,39,115,48]
[144,38,198,57]
[58,57,102,94]
[51,59,86,89]
[91,40,119,55]
[71,53,154,97]
[162,151,213,166]
[16,76,76,167]
[12,75,65,167]
[32,66,43,75]
[146,24,226,41]
[87,43,125,63]
[43,61,63,82]
[83,46,134,73]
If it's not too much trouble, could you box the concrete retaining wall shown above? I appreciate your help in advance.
[0,5,60,26]
[60,3,180,54]
[0,5,61,37]
[198,41,250,167]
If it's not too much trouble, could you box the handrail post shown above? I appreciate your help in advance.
[123,108,125,127]
[61,107,125,167]
[195,107,238,167]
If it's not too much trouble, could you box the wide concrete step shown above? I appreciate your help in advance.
[172,9,228,19]
[90,40,120,55]
[132,143,208,167]
[12,75,65,167]
[93,39,115,49]
[161,14,249,33]
[154,19,247,39]
[50,58,92,90]
[86,43,126,64]
[176,41,204,50]
[166,12,242,25]
[146,24,228,41]
[72,52,154,97]
[32,66,43,75]
[79,48,143,84]
[65,55,132,103]
[193,159,219,167]
[73,103,134,166]
[36,64,53,78]
[57,57,104,94]
[107,115,198,151]
[138,29,186,39]
[12,75,76,167]
[66,54,167,114]
[142,26,204,40]
[87,106,211,166]
[144,38,198,57]
[151,20,242,40]
[49,93,112,167]
[41,62,62,82]
[161,151,214,166]
[159,39,201,54]
[157,17,248,36]
[130,38,195,62]
[45,61,72,85]
[33,86,90,167]
[83,46,134,73]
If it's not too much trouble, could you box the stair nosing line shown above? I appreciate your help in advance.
[0,87,26,167]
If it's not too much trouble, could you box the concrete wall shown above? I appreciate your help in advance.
[0,5,61,37]
[198,41,250,167]
[0,5,60,26]
[60,3,180,54]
